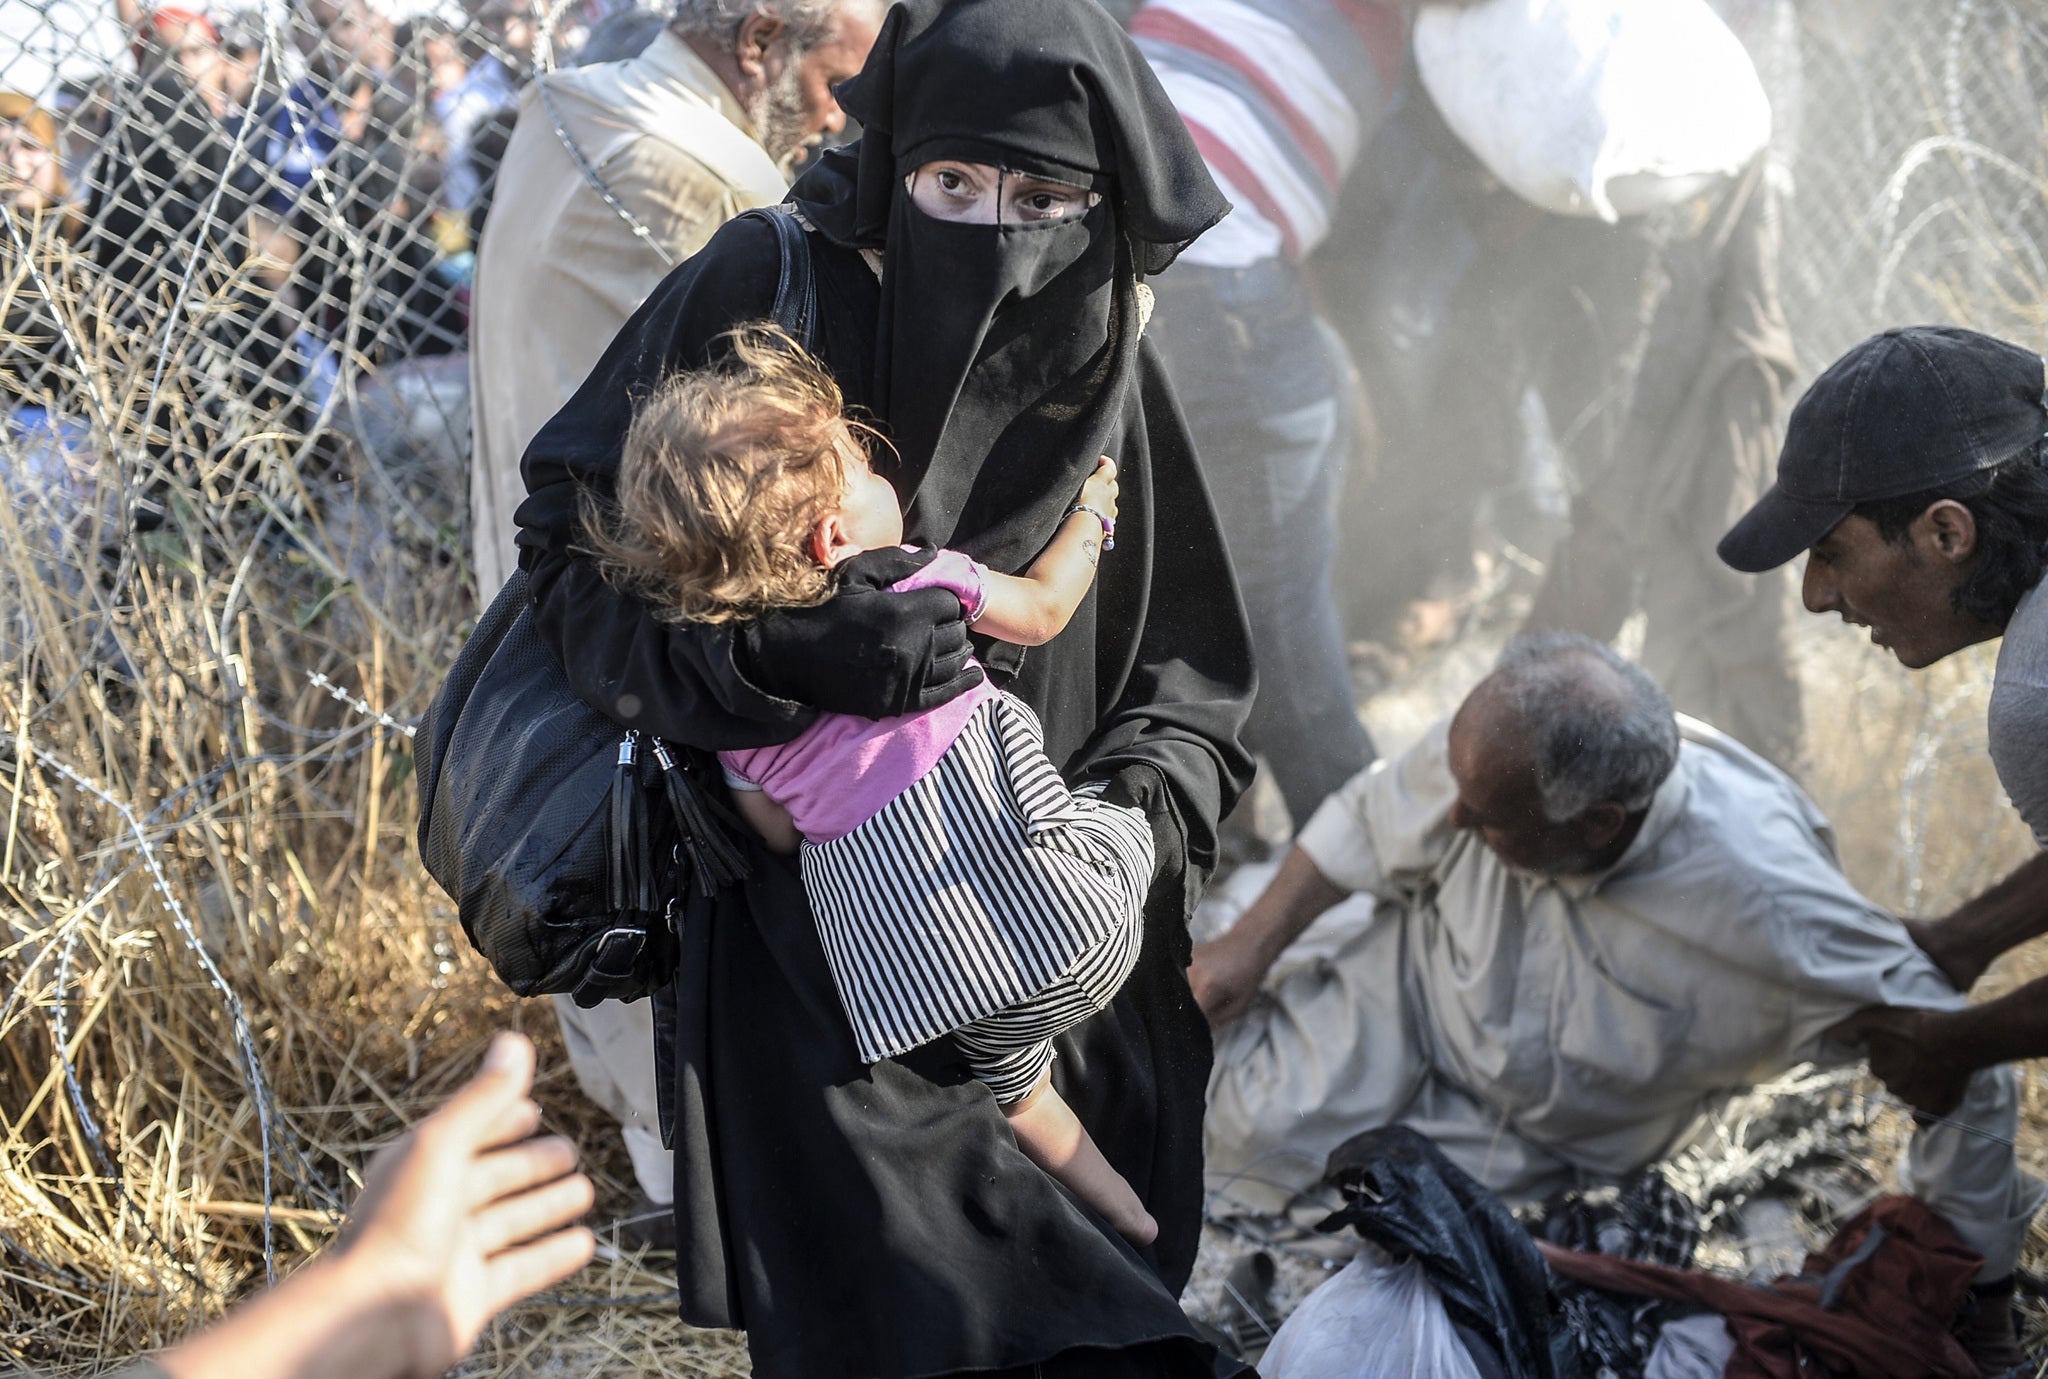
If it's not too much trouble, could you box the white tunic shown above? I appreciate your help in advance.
[1206,715,2042,1277]
[467,31,790,595]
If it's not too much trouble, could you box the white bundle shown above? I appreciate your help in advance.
[1260,1251,1486,1379]
[1414,0,1773,222]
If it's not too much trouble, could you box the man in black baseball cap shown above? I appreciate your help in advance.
[1719,325,2048,667]
[1723,324,2048,1370]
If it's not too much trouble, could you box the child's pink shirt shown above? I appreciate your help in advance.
[717,549,1001,841]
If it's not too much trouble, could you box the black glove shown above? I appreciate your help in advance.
[1096,762,1188,889]
[737,546,983,718]
[1095,761,1197,967]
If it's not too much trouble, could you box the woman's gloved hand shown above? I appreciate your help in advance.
[1095,762,1188,889]
[737,545,984,719]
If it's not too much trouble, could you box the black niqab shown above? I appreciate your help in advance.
[790,0,1230,573]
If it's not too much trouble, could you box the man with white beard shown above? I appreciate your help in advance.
[465,0,881,1248]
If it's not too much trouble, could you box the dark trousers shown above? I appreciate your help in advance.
[1149,259,1375,828]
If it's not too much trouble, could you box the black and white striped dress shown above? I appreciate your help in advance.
[802,694,1155,1103]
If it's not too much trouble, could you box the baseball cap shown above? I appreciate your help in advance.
[1717,326,2048,572]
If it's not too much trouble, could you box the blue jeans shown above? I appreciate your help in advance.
[1148,260,1374,828]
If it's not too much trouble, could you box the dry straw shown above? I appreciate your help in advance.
[0,216,746,1376]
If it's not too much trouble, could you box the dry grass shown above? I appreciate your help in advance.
[0,234,749,1375]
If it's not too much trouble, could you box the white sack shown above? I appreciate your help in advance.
[1260,1251,1485,1379]
[1414,0,1772,222]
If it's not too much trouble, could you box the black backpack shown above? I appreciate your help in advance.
[415,205,815,1004]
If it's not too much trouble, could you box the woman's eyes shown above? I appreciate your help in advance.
[1013,189,1080,220]
[922,170,1082,219]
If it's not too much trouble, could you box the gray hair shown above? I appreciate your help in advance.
[1489,632,1679,822]
[669,0,870,48]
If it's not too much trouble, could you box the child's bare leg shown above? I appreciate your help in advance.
[1003,1070,1158,1246]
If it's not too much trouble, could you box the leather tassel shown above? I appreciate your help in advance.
[610,732,640,915]
[651,738,751,894]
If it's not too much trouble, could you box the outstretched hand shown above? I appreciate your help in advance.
[1830,1005,1972,1118]
[337,1032,596,1373]
[156,1032,595,1379]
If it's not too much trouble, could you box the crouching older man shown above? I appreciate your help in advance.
[1193,633,2041,1366]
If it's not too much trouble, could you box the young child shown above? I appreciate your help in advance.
[584,328,1158,1245]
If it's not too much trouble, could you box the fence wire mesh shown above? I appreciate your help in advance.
[1,0,2047,1371]
[0,3,684,1372]
[1768,0,2048,370]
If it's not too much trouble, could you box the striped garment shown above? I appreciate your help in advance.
[950,895,1143,1103]
[1131,0,1406,266]
[801,695,1156,1084]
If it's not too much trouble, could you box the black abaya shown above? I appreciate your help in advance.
[510,4,1256,1372]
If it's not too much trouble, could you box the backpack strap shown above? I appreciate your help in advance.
[742,203,817,349]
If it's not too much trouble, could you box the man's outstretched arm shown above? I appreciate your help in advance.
[1907,851,2048,991]
[1192,723,1462,1025]
[1188,846,1348,1025]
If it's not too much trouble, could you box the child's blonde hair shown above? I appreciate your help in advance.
[582,326,872,625]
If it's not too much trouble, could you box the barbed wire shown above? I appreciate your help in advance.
[12,729,286,1281]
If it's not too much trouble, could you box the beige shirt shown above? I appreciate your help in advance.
[1208,715,2041,1276]
[468,31,790,593]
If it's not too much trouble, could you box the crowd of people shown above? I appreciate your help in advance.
[13,0,2048,1376]
[0,0,656,461]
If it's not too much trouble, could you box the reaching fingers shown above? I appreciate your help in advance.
[468,1135,581,1210]
[417,1033,537,1148]
[479,1226,598,1319]
[473,1092,546,1153]
[476,1171,596,1255]
[1095,456,1116,481]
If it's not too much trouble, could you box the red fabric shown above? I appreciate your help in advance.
[1538,1196,1981,1379]
[150,7,219,40]
[1127,8,1339,186]
[1179,118,1300,261]
[131,7,220,66]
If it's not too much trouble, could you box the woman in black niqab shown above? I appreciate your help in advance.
[792,0,1227,580]
[511,4,1255,1376]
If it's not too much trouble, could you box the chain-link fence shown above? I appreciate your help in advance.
[3,0,2048,1371]
[0,4,689,1372]
[1768,0,2048,375]
[0,0,649,538]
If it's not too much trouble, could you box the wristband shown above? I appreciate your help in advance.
[1065,503,1116,552]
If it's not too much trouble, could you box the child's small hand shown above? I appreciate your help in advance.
[1078,457,1119,523]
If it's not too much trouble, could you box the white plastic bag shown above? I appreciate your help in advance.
[1260,1251,1485,1379]
[1414,0,1772,222]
